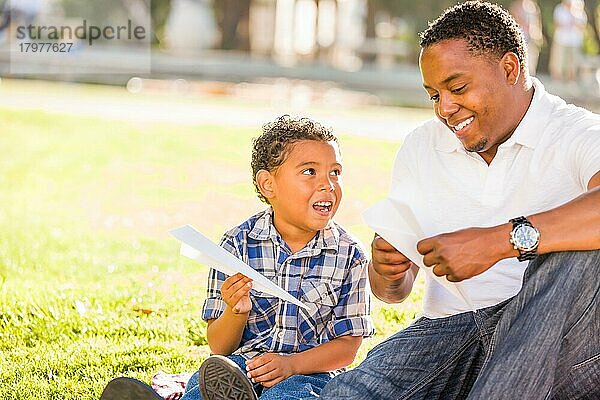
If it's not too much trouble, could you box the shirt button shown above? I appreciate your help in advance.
[277,331,284,339]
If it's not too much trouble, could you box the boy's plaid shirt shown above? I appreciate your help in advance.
[202,208,374,361]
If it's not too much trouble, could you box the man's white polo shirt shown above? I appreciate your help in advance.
[390,78,600,318]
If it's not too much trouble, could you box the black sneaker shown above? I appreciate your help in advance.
[199,355,258,400]
[99,377,164,400]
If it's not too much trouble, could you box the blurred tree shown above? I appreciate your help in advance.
[584,0,600,46]
[150,0,172,45]
[371,1,468,32]
[60,0,171,45]
[366,0,600,71]
[61,0,125,23]
[214,0,250,50]
[366,0,469,62]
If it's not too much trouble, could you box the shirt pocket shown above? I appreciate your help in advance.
[297,280,339,345]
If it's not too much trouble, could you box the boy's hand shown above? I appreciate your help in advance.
[245,353,294,388]
[221,273,253,314]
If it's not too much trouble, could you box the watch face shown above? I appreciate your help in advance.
[514,225,540,251]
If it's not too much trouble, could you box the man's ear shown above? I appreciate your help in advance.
[502,51,521,86]
[256,169,275,200]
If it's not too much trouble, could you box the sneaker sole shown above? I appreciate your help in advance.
[99,377,164,400]
[199,355,258,400]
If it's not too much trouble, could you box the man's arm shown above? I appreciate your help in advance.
[530,173,600,254]
[369,235,420,303]
[417,172,600,282]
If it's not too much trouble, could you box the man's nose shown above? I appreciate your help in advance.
[437,94,459,120]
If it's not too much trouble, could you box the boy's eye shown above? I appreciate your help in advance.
[301,168,316,175]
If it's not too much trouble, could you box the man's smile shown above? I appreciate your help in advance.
[451,116,474,133]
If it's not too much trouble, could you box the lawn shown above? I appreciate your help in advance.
[0,98,424,399]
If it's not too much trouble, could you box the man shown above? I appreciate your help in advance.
[317,2,599,399]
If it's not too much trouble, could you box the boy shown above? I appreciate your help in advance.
[99,115,374,400]
[183,115,374,400]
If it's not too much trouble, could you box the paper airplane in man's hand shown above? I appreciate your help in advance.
[363,198,474,310]
[169,225,309,310]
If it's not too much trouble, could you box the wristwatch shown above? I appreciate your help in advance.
[509,216,540,261]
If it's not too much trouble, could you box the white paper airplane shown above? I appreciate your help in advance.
[170,225,309,310]
[363,198,474,310]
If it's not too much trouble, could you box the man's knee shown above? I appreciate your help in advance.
[536,248,600,267]
[526,249,600,285]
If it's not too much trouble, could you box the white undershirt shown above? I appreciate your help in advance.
[390,78,600,318]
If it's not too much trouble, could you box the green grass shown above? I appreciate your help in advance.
[0,103,424,399]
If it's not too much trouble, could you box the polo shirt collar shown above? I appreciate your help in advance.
[500,77,551,150]
[435,77,552,153]
[248,207,340,255]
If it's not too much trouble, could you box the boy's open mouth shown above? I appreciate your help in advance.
[312,201,333,214]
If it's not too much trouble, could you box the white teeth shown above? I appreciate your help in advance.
[453,117,474,132]
[314,201,332,207]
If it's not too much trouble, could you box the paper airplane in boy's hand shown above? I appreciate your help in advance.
[363,198,474,310]
[169,225,309,310]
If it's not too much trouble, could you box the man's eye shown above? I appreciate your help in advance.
[429,94,439,102]
[302,168,316,175]
[451,85,466,94]
[330,169,341,176]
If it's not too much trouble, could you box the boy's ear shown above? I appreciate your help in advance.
[256,170,275,200]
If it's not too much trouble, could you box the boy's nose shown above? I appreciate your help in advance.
[319,177,335,191]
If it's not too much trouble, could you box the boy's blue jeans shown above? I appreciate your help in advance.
[315,250,600,400]
[181,354,331,400]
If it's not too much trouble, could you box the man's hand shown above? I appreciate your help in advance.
[245,353,294,388]
[221,273,253,314]
[417,226,508,282]
[372,234,415,281]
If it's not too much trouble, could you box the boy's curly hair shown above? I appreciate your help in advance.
[251,115,338,204]
[419,1,527,73]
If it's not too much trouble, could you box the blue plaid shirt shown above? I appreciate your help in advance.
[202,207,374,361]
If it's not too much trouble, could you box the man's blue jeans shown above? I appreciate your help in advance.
[181,354,331,400]
[316,250,600,400]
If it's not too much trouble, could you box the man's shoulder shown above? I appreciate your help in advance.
[550,100,600,126]
[544,97,600,138]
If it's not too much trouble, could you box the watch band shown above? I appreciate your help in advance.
[510,216,529,226]
[509,216,538,261]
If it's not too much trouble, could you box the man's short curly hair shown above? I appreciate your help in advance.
[420,1,527,72]
[251,115,338,204]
